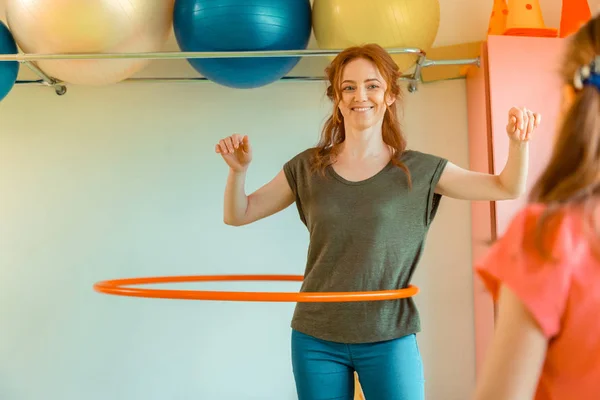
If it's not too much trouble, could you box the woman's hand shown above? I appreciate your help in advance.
[506,107,541,142]
[215,134,252,172]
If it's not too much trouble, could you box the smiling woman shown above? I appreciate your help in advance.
[313,44,409,182]
[213,43,540,400]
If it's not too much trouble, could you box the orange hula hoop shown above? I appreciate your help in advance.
[93,274,419,302]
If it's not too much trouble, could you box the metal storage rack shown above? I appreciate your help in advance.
[0,47,480,96]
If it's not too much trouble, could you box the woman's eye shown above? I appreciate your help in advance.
[341,84,379,91]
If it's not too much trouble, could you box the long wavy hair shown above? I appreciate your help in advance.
[529,16,600,258]
[310,43,411,187]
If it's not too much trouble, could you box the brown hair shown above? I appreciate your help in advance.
[529,16,600,258]
[310,43,411,187]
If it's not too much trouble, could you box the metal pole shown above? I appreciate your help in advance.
[5,46,480,95]
[422,57,481,68]
[0,47,425,62]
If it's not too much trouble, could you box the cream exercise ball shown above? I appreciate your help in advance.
[312,0,440,73]
[5,0,174,85]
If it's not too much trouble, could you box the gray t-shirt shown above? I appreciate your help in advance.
[283,148,448,343]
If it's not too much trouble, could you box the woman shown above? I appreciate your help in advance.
[215,44,539,400]
[473,15,600,400]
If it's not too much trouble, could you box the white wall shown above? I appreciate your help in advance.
[1,1,596,399]
[0,78,470,400]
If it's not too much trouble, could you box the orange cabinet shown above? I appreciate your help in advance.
[466,34,567,374]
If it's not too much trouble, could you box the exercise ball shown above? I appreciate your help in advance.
[173,0,312,89]
[5,0,174,85]
[0,22,19,102]
[312,0,440,73]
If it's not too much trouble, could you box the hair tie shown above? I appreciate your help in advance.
[574,56,600,90]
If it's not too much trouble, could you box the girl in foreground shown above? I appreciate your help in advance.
[474,14,600,400]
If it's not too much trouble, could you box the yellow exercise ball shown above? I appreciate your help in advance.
[5,0,174,85]
[312,0,440,73]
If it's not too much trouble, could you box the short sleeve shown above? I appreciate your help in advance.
[425,156,448,226]
[283,158,299,199]
[282,149,312,225]
[475,205,574,338]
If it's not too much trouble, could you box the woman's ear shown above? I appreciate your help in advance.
[386,93,396,107]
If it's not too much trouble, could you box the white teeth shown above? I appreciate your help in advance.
[353,107,372,111]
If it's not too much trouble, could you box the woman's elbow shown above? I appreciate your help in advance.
[505,185,526,200]
[496,178,526,200]
[223,215,251,226]
[223,215,242,226]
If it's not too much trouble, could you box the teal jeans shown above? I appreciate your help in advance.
[291,329,424,400]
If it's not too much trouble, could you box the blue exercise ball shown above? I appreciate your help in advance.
[0,21,18,102]
[173,0,312,89]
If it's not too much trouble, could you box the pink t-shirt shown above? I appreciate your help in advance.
[476,203,600,400]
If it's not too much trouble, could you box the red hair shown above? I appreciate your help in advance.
[310,43,411,187]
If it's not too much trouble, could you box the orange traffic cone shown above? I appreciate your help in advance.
[488,0,508,35]
[560,0,592,38]
[503,0,558,37]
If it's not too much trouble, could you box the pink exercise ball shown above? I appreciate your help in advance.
[5,0,174,85]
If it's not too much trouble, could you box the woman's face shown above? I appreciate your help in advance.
[337,58,396,131]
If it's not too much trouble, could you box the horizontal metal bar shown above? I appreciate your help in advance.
[14,75,418,85]
[7,50,479,95]
[423,57,481,68]
[115,76,332,83]
[15,79,47,86]
[0,47,424,62]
